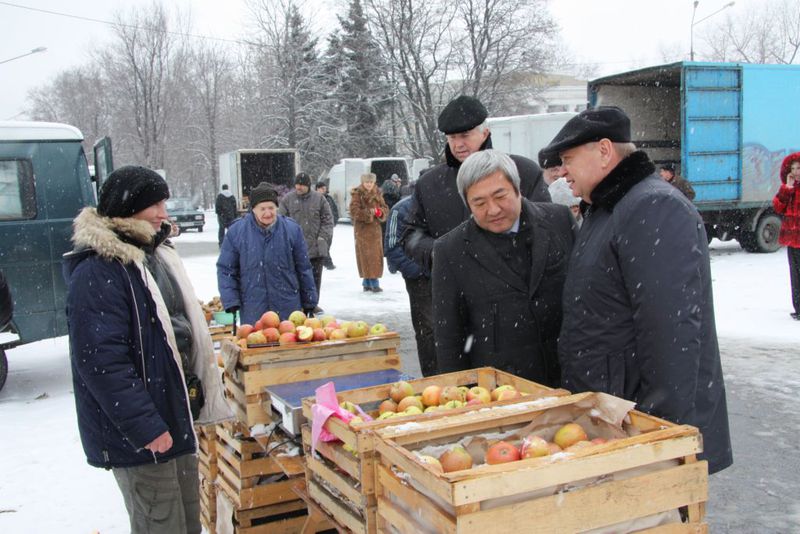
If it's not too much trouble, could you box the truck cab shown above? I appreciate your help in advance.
[0,121,97,390]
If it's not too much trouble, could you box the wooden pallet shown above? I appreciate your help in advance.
[215,422,305,511]
[372,392,708,534]
[220,333,401,427]
[300,367,568,534]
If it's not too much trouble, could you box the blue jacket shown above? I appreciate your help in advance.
[217,213,317,323]
[63,210,196,469]
[384,196,427,280]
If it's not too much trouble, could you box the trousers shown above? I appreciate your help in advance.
[112,453,201,534]
[404,276,437,377]
[789,246,800,314]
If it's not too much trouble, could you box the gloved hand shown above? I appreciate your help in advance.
[303,307,316,318]
[225,306,240,315]
[374,207,383,218]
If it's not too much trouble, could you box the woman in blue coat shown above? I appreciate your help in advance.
[217,183,318,323]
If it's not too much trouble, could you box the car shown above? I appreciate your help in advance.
[166,198,204,233]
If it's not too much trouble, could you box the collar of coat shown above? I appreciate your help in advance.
[444,134,494,168]
[71,207,171,264]
[584,150,655,213]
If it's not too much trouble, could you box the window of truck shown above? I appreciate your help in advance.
[0,159,36,220]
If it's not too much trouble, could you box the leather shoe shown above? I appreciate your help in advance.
[370,286,383,293]
[791,312,800,320]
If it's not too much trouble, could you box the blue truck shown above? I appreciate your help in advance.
[588,61,800,252]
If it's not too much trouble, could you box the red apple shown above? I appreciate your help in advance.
[485,441,521,465]
[397,396,423,412]
[253,319,264,331]
[389,381,415,403]
[246,331,267,345]
[278,320,296,334]
[312,328,327,342]
[328,328,347,340]
[262,327,280,343]
[236,324,254,340]
[347,320,369,338]
[296,325,314,342]
[304,317,323,329]
[279,332,297,345]
[466,386,491,404]
[378,399,398,414]
[520,435,550,459]
[288,310,307,327]
[496,389,522,401]
[553,423,588,450]
[260,311,281,329]
[439,386,465,405]
[490,385,516,401]
[421,385,442,407]
[439,446,473,473]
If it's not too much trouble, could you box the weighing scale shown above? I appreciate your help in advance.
[265,368,410,436]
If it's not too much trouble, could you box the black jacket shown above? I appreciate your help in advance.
[324,193,339,226]
[404,135,551,272]
[215,192,238,225]
[559,151,732,474]
[432,200,574,386]
[0,270,12,331]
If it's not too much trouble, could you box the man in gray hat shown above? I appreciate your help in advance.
[541,106,732,475]
[402,95,551,376]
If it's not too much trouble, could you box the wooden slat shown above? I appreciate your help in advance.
[457,462,708,533]
[307,478,370,534]
[301,426,362,482]
[238,333,400,366]
[306,454,374,509]
[238,514,308,534]
[376,464,455,534]
[639,523,708,533]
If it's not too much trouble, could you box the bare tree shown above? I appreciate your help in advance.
[700,0,800,64]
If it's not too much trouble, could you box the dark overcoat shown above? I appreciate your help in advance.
[432,200,574,386]
[558,150,733,474]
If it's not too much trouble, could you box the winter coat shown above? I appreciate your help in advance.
[558,151,733,475]
[324,193,339,226]
[404,135,551,272]
[278,190,333,259]
[63,208,232,469]
[0,269,11,331]
[350,185,388,279]
[380,180,401,209]
[215,191,238,226]
[773,152,800,248]
[217,212,317,324]
[385,196,427,280]
[668,175,696,201]
[432,200,574,386]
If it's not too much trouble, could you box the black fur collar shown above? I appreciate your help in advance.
[587,150,655,212]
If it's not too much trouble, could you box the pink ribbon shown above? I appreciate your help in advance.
[310,382,372,456]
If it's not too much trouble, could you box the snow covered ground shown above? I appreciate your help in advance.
[0,212,798,533]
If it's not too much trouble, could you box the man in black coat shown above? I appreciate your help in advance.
[540,106,733,474]
[403,95,551,375]
[316,181,339,270]
[432,150,574,386]
[215,184,238,246]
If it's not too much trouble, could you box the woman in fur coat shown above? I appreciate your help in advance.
[349,173,388,292]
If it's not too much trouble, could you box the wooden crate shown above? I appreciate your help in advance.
[216,486,310,534]
[200,475,216,534]
[196,424,219,533]
[220,333,401,427]
[300,367,569,534]
[372,392,708,534]
[215,422,306,511]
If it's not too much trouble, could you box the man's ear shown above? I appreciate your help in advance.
[597,139,614,168]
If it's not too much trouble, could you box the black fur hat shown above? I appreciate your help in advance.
[437,95,488,134]
[539,106,631,168]
[97,166,170,218]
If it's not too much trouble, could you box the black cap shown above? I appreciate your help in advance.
[660,163,676,173]
[249,182,278,208]
[221,184,229,190]
[538,106,631,168]
[97,166,170,218]
[295,172,312,187]
[437,95,488,134]
[315,181,327,190]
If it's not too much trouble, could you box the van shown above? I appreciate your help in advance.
[0,121,98,390]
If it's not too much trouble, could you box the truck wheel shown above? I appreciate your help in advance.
[0,349,7,392]
[198,226,204,233]
[754,214,782,253]
[704,224,716,244]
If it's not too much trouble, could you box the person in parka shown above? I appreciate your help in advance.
[278,172,333,310]
[63,166,232,534]
[540,106,733,474]
[217,182,318,323]
[350,173,389,292]
[772,151,800,320]
[432,150,574,386]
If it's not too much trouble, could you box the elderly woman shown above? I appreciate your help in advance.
[217,182,318,322]
[350,173,389,292]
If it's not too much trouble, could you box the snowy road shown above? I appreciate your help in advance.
[0,214,798,533]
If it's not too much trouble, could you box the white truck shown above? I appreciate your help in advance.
[218,148,299,210]
[487,111,578,162]
[326,156,430,220]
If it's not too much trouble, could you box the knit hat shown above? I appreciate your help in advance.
[315,181,327,190]
[97,165,170,218]
[249,182,278,208]
[660,163,676,174]
[360,173,377,184]
[438,95,488,134]
[295,172,312,187]
[780,152,800,181]
[539,106,632,168]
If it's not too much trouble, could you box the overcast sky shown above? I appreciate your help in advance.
[0,0,753,121]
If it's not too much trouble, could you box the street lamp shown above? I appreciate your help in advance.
[0,46,47,66]
[691,1,735,61]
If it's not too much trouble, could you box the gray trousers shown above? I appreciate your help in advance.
[113,454,201,534]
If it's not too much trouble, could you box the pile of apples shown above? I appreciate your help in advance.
[418,422,617,474]
[235,310,389,347]
[339,380,527,422]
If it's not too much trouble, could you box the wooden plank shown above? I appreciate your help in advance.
[306,454,374,509]
[456,462,708,533]
[302,426,361,482]
[373,440,453,504]
[376,464,456,534]
[242,353,400,395]
[640,524,708,533]
[239,333,400,366]
[238,514,308,534]
[307,478,369,534]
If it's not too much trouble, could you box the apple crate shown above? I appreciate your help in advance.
[299,367,569,534]
[215,421,306,511]
[220,333,401,428]
[215,487,310,534]
[372,391,708,534]
[200,475,216,534]
[196,424,219,534]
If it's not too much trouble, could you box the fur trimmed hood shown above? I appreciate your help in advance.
[69,207,164,264]
[780,151,800,182]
